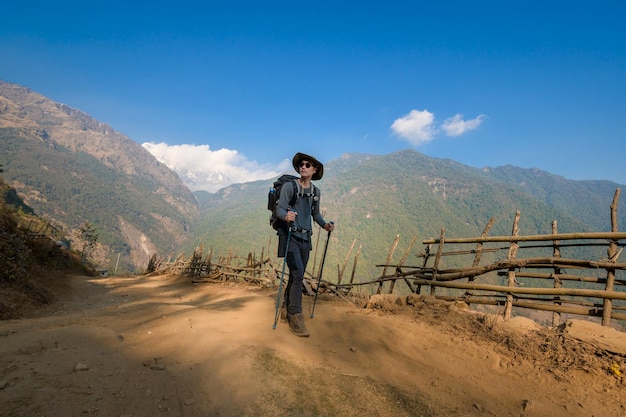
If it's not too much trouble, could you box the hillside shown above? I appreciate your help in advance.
[0,81,199,272]
[484,165,625,232]
[0,173,91,319]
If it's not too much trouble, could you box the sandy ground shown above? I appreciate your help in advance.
[1,274,626,417]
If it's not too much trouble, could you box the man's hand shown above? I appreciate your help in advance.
[285,211,297,223]
[324,222,335,232]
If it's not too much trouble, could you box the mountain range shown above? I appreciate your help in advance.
[1,80,624,277]
[191,151,625,281]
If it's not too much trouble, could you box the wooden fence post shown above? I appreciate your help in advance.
[348,243,363,286]
[338,239,356,285]
[552,220,562,326]
[415,243,431,294]
[431,228,445,296]
[394,234,418,294]
[503,211,520,320]
[469,217,494,282]
[602,188,621,326]
[378,235,400,294]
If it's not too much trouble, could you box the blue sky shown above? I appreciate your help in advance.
[1,1,625,192]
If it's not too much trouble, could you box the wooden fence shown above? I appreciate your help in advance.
[146,242,278,286]
[339,189,625,327]
[18,217,63,241]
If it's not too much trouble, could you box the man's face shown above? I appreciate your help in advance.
[299,160,317,176]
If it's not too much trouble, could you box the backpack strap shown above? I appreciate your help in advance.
[290,180,318,212]
[288,179,299,208]
[289,179,320,213]
[312,184,320,214]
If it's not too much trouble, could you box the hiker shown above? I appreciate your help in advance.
[276,152,334,337]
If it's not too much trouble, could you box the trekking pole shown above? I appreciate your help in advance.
[310,222,333,318]
[273,224,292,329]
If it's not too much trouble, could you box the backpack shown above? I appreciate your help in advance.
[268,174,319,231]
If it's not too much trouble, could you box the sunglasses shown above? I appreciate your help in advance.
[299,162,313,168]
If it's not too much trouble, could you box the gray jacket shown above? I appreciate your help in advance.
[276,180,327,241]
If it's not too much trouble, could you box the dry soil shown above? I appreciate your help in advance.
[1,273,626,417]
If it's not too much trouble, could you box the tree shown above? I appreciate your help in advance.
[71,221,109,268]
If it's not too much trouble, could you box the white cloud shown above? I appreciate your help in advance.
[390,109,437,145]
[441,114,486,137]
[142,142,285,193]
[391,109,486,145]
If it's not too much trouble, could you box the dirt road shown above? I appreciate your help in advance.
[1,274,625,417]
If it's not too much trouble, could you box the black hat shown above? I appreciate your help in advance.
[292,152,324,180]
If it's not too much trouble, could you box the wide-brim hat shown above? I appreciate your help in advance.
[292,152,324,180]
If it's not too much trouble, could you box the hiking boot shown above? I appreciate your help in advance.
[288,313,310,337]
[280,306,289,323]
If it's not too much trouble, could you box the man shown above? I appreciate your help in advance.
[276,152,335,337]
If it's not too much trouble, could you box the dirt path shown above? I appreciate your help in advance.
[1,274,626,417]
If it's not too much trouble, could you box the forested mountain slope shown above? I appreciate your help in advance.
[0,81,199,272]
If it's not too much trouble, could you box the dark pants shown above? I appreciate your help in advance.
[284,236,311,315]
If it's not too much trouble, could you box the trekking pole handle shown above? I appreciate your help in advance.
[286,209,297,220]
